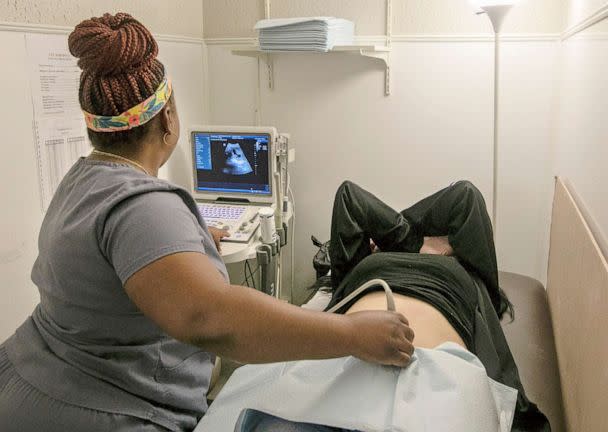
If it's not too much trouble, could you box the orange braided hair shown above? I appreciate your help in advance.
[68,13,168,149]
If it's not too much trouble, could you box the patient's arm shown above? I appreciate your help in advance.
[419,236,454,256]
[371,236,453,256]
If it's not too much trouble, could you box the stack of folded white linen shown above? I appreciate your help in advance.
[254,17,355,52]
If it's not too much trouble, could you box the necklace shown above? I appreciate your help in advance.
[89,149,151,176]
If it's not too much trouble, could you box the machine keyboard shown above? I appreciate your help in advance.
[199,204,246,220]
[197,203,262,244]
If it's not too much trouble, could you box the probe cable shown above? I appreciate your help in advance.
[326,279,395,313]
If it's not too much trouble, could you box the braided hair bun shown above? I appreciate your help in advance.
[69,12,158,77]
[68,12,166,117]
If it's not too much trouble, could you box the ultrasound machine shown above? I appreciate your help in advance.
[190,126,278,244]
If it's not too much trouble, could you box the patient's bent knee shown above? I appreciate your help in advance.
[336,180,359,201]
[453,180,484,202]
[338,180,355,191]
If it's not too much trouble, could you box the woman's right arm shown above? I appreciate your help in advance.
[124,251,414,366]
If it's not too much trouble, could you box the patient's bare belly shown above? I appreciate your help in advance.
[345,291,466,349]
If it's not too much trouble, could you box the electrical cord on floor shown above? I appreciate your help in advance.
[326,279,395,313]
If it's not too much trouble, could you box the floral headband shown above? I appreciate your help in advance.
[83,77,172,132]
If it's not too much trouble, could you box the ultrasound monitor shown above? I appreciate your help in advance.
[190,127,276,204]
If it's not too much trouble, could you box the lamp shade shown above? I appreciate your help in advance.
[469,0,519,18]
[470,0,519,32]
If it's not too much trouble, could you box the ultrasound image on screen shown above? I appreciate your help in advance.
[193,133,271,195]
[221,143,253,175]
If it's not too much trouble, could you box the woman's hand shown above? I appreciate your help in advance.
[126,251,414,365]
[208,227,230,252]
[347,310,415,367]
[419,236,454,256]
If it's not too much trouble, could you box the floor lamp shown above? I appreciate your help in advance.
[473,0,518,233]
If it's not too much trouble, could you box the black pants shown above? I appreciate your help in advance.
[326,180,549,431]
[328,180,510,318]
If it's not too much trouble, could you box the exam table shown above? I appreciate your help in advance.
[498,271,565,432]
[207,271,566,431]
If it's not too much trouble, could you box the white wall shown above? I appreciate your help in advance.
[394,0,565,34]
[206,39,559,304]
[496,40,558,282]
[553,16,608,257]
[564,0,608,29]
[0,30,44,343]
[203,0,566,37]
[204,0,562,303]
[0,0,204,38]
[0,8,206,340]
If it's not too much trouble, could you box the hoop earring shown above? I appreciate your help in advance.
[163,131,172,146]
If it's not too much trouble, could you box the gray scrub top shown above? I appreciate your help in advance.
[4,158,228,432]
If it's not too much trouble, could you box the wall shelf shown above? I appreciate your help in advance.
[231,45,392,95]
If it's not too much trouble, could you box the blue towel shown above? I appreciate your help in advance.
[196,343,517,432]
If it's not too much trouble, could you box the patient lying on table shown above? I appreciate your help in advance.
[197,181,550,432]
